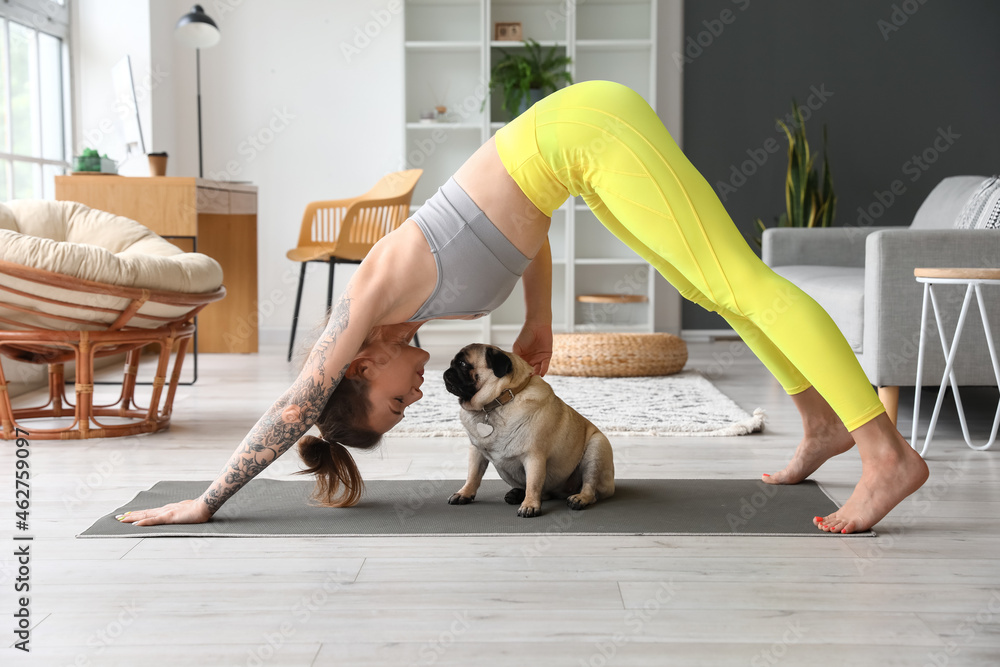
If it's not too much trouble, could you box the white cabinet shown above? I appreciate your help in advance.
[404,0,659,344]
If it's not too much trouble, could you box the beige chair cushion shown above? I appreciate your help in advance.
[0,200,223,331]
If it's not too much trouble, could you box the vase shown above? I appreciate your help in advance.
[516,88,546,116]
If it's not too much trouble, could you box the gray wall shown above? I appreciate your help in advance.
[678,0,1000,330]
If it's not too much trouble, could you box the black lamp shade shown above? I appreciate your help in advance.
[175,4,220,49]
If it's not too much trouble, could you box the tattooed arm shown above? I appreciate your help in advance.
[120,292,376,526]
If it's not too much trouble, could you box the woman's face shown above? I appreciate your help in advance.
[356,341,430,434]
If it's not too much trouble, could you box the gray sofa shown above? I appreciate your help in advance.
[762,176,1000,420]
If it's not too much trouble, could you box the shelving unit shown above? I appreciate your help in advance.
[403,0,659,344]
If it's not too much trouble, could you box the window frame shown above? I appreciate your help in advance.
[0,0,72,200]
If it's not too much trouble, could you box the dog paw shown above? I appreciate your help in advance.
[504,488,526,505]
[517,503,540,518]
[447,493,475,505]
[567,494,594,511]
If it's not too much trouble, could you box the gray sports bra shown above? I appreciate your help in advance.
[406,178,531,322]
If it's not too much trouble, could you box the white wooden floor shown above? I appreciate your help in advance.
[2,341,999,666]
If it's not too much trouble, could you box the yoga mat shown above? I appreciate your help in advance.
[79,478,872,538]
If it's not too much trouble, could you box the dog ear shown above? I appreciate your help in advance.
[485,347,513,378]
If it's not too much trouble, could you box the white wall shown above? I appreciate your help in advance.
[70,1,683,347]
[71,0,154,176]
[162,0,405,347]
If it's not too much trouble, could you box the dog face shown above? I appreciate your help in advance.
[443,344,519,408]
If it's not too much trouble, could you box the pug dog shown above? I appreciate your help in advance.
[442,343,615,517]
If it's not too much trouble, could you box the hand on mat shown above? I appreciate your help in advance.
[513,321,552,376]
[116,499,212,526]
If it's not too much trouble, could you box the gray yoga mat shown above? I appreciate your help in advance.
[79,478,872,538]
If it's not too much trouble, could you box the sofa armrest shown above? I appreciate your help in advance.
[863,229,1000,385]
[761,226,897,268]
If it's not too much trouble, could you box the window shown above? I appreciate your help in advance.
[0,0,71,201]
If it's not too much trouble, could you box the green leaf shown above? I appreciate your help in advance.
[755,98,837,232]
[488,37,573,116]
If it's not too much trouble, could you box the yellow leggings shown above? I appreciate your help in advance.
[495,80,885,431]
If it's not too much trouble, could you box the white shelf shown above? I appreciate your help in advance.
[575,258,650,266]
[405,0,657,341]
[488,0,570,5]
[405,122,482,130]
[575,39,652,51]
[405,41,481,51]
[489,323,568,332]
[572,323,652,332]
[490,40,567,48]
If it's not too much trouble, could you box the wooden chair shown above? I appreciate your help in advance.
[0,259,224,439]
[286,169,423,361]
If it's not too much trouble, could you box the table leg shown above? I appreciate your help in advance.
[912,282,931,454]
[962,284,1000,450]
[921,284,973,454]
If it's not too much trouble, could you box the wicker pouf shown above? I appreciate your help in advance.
[549,332,688,377]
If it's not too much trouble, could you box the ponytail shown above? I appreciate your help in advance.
[294,376,382,507]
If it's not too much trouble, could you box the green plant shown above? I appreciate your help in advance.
[74,147,113,173]
[753,101,836,245]
[487,39,572,116]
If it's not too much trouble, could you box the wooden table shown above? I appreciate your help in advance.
[55,176,258,353]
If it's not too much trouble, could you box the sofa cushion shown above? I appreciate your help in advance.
[772,266,865,353]
[954,175,1000,230]
[910,176,987,230]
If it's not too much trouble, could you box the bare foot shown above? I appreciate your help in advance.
[814,423,929,534]
[764,386,856,485]
[763,421,855,485]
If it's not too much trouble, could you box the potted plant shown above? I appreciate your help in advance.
[753,101,836,245]
[73,148,117,174]
[488,38,572,117]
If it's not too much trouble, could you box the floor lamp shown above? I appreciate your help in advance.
[175,4,221,178]
[168,5,220,384]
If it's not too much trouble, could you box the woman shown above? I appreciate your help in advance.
[119,81,927,534]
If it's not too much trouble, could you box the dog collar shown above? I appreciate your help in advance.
[481,375,534,414]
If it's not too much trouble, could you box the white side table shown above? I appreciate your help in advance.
[911,268,1000,456]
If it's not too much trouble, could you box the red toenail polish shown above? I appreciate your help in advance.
[841,529,847,534]
[762,473,770,477]
[814,516,823,522]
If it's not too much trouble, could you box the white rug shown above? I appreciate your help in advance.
[386,370,766,438]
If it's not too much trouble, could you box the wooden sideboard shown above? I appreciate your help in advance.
[54,176,258,353]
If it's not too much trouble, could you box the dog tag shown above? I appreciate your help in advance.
[476,422,494,437]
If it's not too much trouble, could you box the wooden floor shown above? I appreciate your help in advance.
[2,341,999,666]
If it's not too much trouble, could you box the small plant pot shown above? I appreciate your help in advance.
[516,88,545,116]
[73,155,117,174]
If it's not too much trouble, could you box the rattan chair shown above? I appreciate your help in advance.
[0,198,225,440]
[0,260,224,439]
[286,169,422,360]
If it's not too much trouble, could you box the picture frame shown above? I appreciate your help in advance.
[494,22,523,41]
